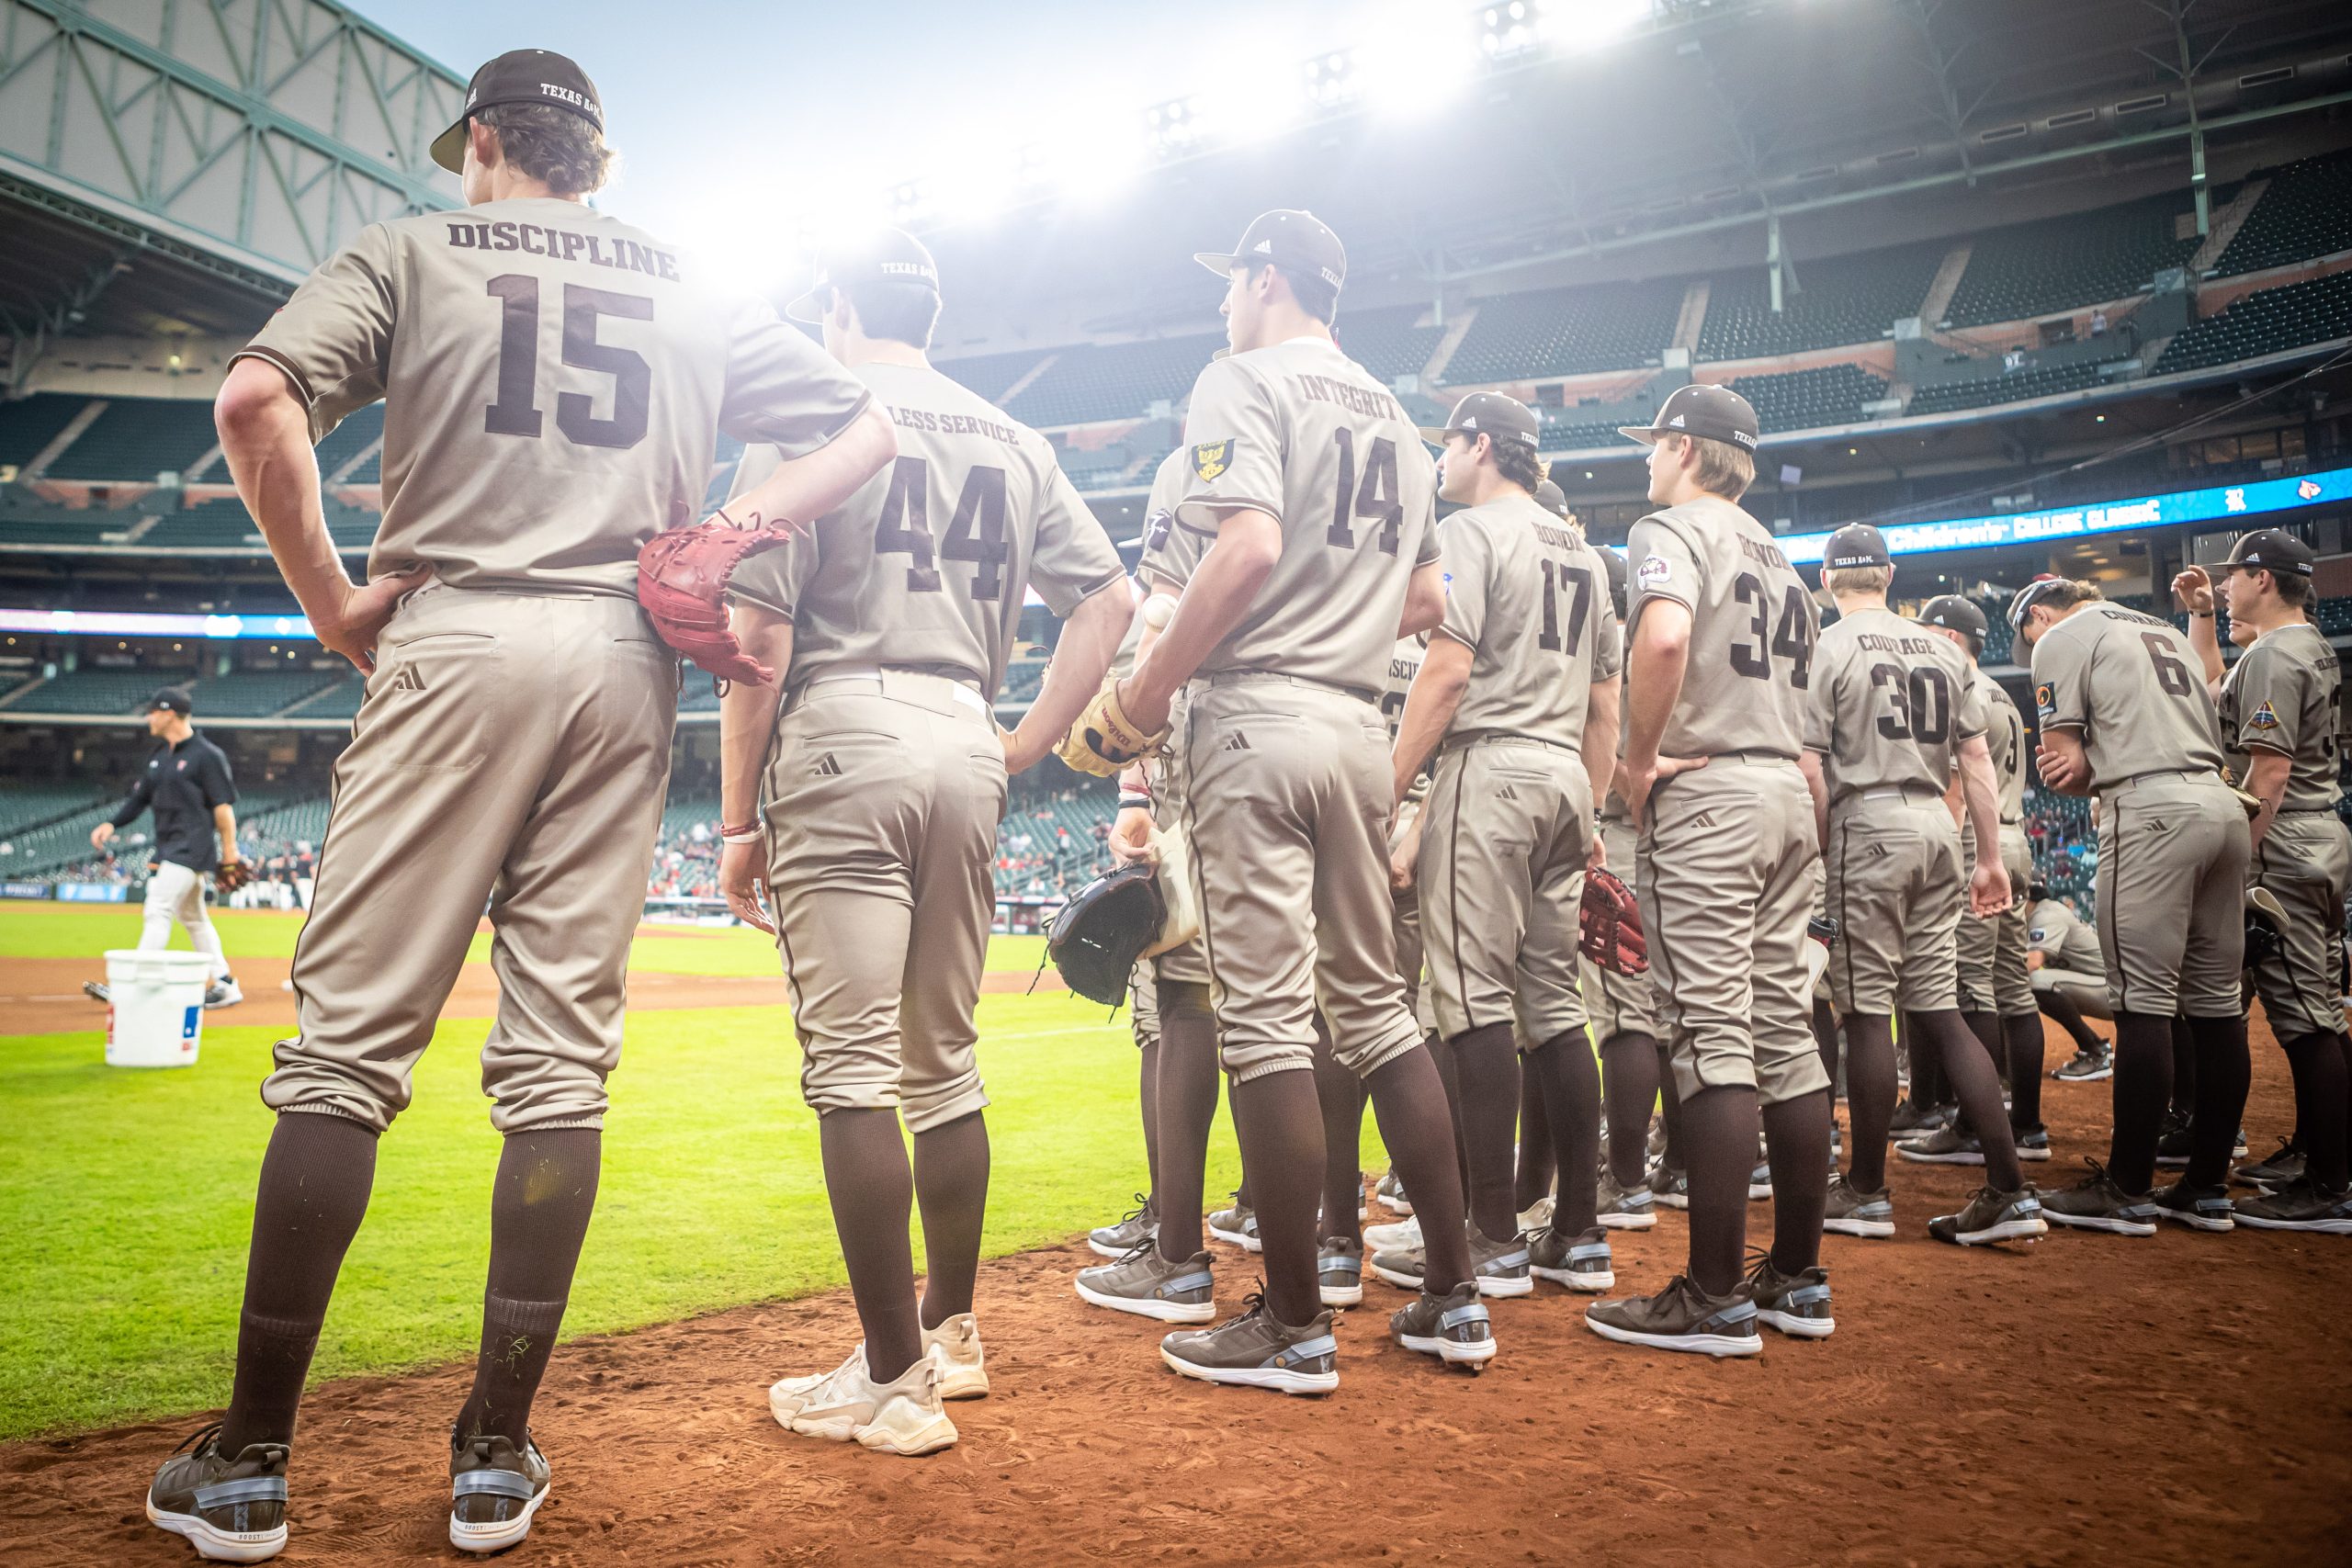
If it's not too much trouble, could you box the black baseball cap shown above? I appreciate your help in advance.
[149,686,193,716]
[1917,594,1989,649]
[1195,210,1346,293]
[430,50,604,175]
[2006,574,2072,632]
[1534,478,1570,518]
[786,228,942,324]
[1419,391,1541,453]
[1617,384,1760,452]
[1823,523,1893,570]
[1600,546,1628,619]
[2223,527,2315,579]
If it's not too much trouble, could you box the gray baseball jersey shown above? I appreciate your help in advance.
[1975,673,2029,825]
[239,197,871,597]
[2217,621,2341,809]
[1174,338,1439,693]
[730,362,1123,697]
[1805,606,1985,804]
[1136,446,1197,592]
[1437,492,1622,749]
[2029,603,2224,784]
[1626,496,1816,760]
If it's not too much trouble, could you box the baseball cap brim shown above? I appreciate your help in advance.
[1615,424,1667,445]
[429,118,468,175]
[1194,252,1241,277]
[784,286,828,324]
[1416,425,1456,446]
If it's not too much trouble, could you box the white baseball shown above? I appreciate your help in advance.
[1142,594,1178,629]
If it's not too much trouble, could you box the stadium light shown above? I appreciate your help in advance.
[1545,0,1653,52]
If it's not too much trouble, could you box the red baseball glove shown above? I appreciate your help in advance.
[637,514,800,687]
[212,859,252,894]
[1578,868,1647,975]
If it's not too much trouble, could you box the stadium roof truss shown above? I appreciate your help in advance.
[0,0,461,360]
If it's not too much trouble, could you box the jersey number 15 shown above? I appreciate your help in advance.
[484,277,650,450]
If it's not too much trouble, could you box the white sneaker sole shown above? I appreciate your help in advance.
[1395,1331,1497,1365]
[2158,1208,2234,1233]
[1319,1280,1364,1307]
[1650,1192,1689,1210]
[448,1481,549,1555]
[1944,1216,2049,1245]
[1073,1276,1216,1324]
[1363,1223,1421,1251]
[2043,1210,2156,1236]
[1747,1183,1772,1200]
[1208,1223,1261,1253]
[147,1500,287,1563]
[204,988,244,1010]
[1375,1192,1413,1214]
[2052,1067,2114,1081]
[1822,1216,1895,1238]
[2018,1145,2052,1162]
[934,1365,989,1401]
[1367,1261,1532,1297]
[1598,1209,1657,1231]
[1159,1345,1338,1394]
[1583,1315,1761,1358]
[854,1415,958,1456]
[1757,1308,1836,1338]
[2233,1212,2352,1234]
[1532,1265,1614,1292]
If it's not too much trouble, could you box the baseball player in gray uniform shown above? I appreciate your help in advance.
[1586,385,1828,1356]
[1077,445,1251,1321]
[1801,528,2042,1249]
[720,230,1129,1453]
[2030,890,2118,1077]
[2177,532,2351,1229]
[2016,578,2252,1235]
[1918,596,2052,1159]
[152,50,893,1561]
[1070,209,1488,1388]
[1384,391,1623,1297]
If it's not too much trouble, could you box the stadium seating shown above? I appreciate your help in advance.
[192,668,345,717]
[344,449,381,483]
[141,498,260,549]
[1005,332,1227,427]
[1443,279,1685,382]
[2212,151,2352,277]
[1905,358,2112,417]
[313,403,384,479]
[0,394,91,469]
[1943,194,2199,328]
[288,680,366,719]
[936,348,1050,402]
[1537,414,1632,450]
[1696,243,1943,361]
[1337,303,1447,385]
[5,667,198,716]
[43,399,220,481]
[1001,658,1047,703]
[1056,446,1136,490]
[2152,269,2352,376]
[1724,364,1888,434]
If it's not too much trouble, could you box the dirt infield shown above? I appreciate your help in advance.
[0,953,1063,1038]
[4,1025,2348,1566]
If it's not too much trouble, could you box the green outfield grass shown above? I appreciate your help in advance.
[0,909,1298,1439]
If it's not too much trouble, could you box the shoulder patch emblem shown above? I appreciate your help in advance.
[2247,700,2282,730]
[1192,441,1233,482]
[2035,682,2054,719]
[1143,509,1173,553]
[1637,553,1672,588]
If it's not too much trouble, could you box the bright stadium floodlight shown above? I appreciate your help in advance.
[1545,0,1652,51]
[1355,20,1479,116]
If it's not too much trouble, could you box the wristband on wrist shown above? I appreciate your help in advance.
[2189,610,2214,618]
[1117,794,1152,812]
[720,821,762,844]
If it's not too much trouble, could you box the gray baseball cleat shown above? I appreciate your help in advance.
[1159,1294,1338,1394]
[1585,1274,1761,1357]
[1207,1193,1260,1252]
[1929,1184,2050,1246]
[1595,1167,1657,1230]
[1089,1194,1159,1258]
[1528,1224,1614,1292]
[1369,1223,1532,1297]
[146,1423,288,1563]
[1317,1236,1365,1306]
[1075,1246,1217,1324]
[1389,1280,1495,1369]
[448,1429,552,1555]
[1746,1256,1836,1338]
[1821,1172,1894,1237]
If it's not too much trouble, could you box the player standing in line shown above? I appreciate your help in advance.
[1799,527,2042,1250]
[1067,209,1487,1386]
[722,230,1129,1453]
[1584,386,1827,1357]
[152,50,894,1561]
[2029,886,2116,1077]
[1916,595,2052,1162]
[85,687,244,1010]
[2016,578,2252,1235]
[1381,391,1623,1297]
[2176,534,2352,1229]
[1078,446,1241,1320]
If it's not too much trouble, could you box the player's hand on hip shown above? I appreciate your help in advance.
[2170,566,2213,616]
[1108,806,1159,865]
[320,563,432,674]
[719,839,775,935]
[2034,740,2088,794]
[89,822,115,851]
[1623,754,1706,828]
[1969,858,2012,919]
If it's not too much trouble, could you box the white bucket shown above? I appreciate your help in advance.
[101,949,211,1068]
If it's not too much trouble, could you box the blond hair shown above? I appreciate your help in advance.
[1663,432,1754,501]
[1825,565,1892,595]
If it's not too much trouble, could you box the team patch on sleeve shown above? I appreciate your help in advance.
[1636,553,1672,588]
[1143,509,1173,553]
[1191,441,1234,482]
[2248,699,2282,731]
[2035,682,2055,719]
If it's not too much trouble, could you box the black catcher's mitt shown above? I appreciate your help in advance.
[1578,869,1648,976]
[2245,886,2288,971]
[1049,860,1167,1007]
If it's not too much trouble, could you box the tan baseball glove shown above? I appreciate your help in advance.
[1055,681,1170,777]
